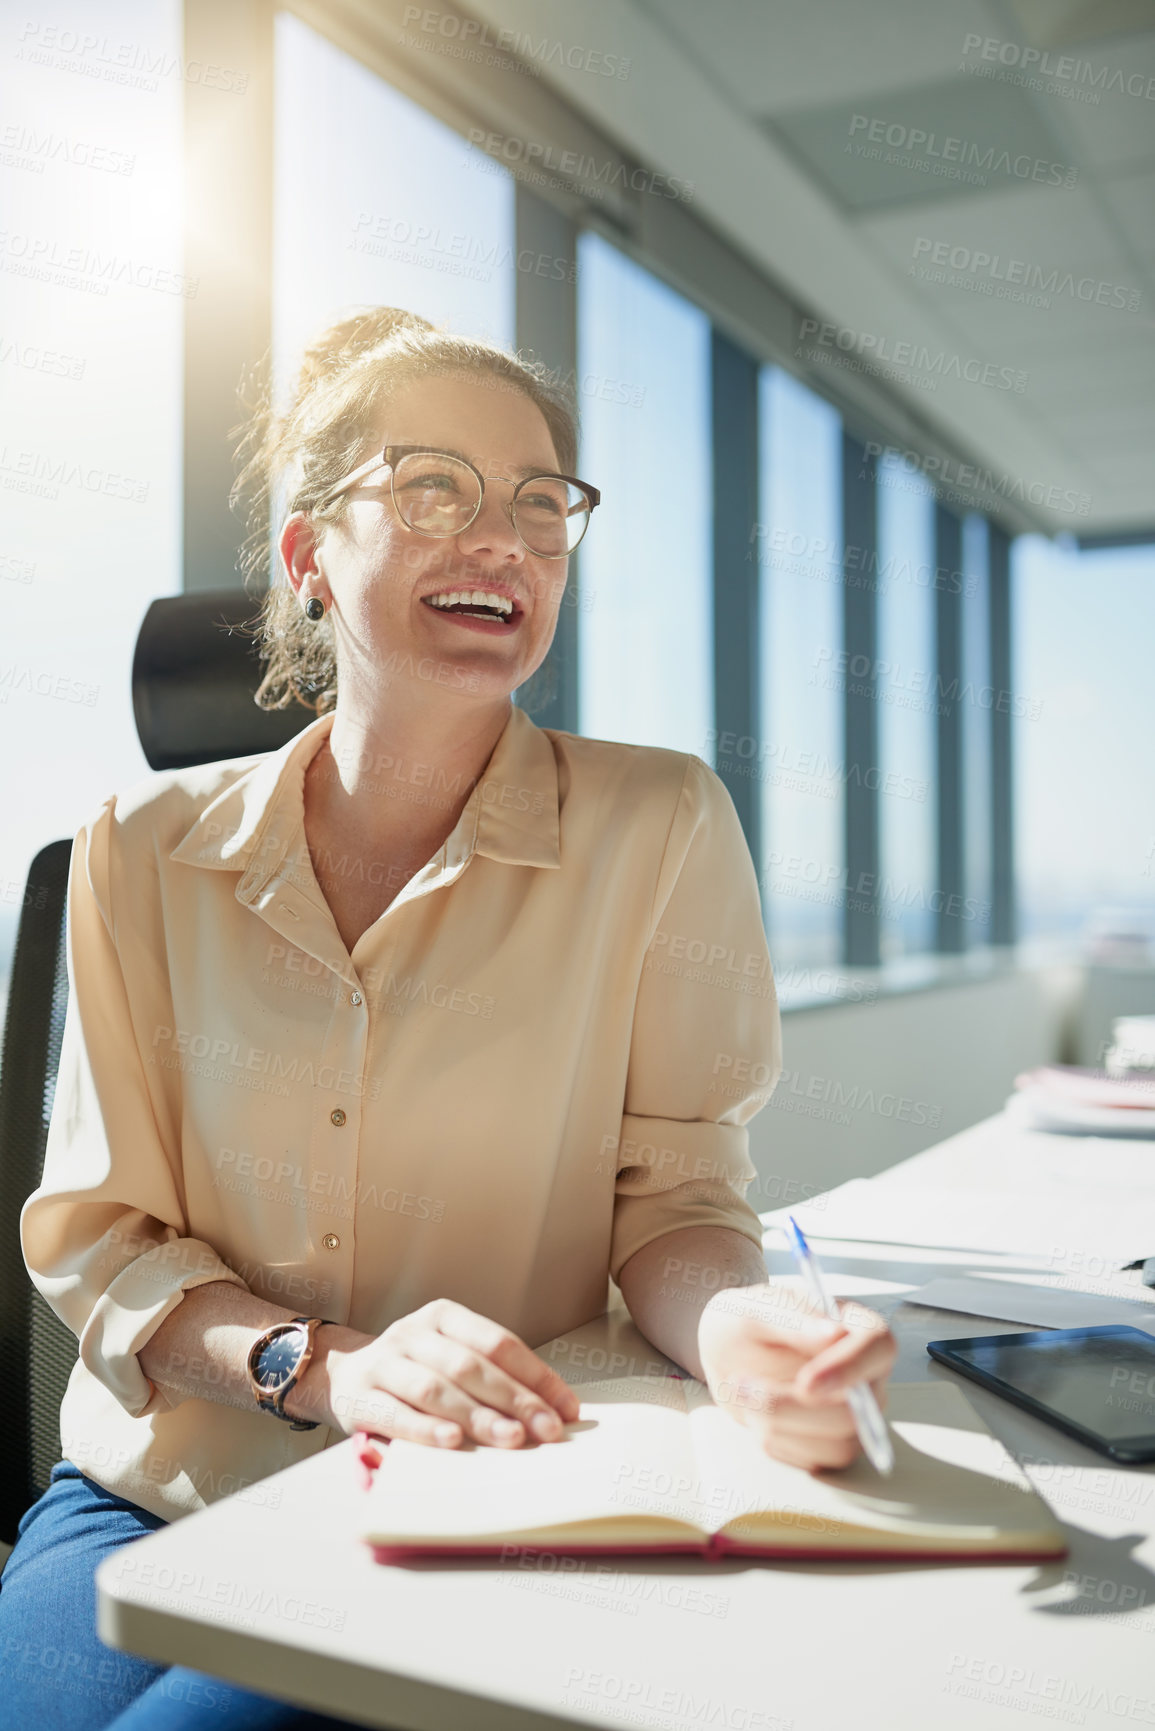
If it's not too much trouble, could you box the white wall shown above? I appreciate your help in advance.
[746,963,1080,1211]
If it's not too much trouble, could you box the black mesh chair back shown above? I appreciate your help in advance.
[0,588,314,1546]
[0,841,75,1543]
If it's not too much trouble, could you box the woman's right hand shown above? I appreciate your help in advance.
[288,1299,581,1448]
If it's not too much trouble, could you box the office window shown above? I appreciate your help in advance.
[273,11,515,403]
[575,231,712,757]
[961,514,993,945]
[756,367,844,969]
[875,454,936,959]
[1014,537,1155,946]
[0,0,183,1028]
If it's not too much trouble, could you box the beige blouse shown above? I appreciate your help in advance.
[21,701,781,1521]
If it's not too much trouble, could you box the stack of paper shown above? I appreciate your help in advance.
[900,1275,1155,1332]
[1006,1065,1155,1137]
[763,1179,1153,1264]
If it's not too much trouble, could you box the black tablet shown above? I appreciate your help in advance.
[927,1325,1155,1464]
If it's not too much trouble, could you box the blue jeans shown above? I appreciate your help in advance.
[0,1462,375,1730]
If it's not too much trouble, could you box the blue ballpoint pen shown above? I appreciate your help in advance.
[783,1215,895,1476]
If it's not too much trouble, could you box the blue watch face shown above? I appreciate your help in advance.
[255,1326,306,1393]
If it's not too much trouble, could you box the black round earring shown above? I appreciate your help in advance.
[304,596,325,621]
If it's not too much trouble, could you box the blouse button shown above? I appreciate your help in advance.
[350,991,363,1006]
[330,1108,346,1127]
[322,1233,340,1251]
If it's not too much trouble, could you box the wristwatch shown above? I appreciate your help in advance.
[247,1316,328,1430]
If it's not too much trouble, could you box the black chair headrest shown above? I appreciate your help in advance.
[131,589,317,771]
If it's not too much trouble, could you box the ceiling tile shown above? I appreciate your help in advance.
[764,72,1080,212]
[985,330,1155,404]
[1006,0,1155,46]
[634,0,1003,114]
[859,180,1137,274]
[1022,37,1155,170]
[929,288,1150,355]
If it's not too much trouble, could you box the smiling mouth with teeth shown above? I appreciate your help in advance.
[422,588,519,624]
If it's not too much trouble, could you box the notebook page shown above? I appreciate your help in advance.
[360,1376,702,1546]
[683,1380,1064,1546]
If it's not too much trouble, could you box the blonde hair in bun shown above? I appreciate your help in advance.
[232,305,579,716]
[290,306,434,400]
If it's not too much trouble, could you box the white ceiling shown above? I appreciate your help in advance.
[464,0,1155,534]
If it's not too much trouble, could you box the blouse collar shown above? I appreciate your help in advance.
[168,702,562,890]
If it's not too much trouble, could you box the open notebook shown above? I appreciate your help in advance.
[358,1376,1068,1563]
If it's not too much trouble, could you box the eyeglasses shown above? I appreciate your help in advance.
[316,445,601,559]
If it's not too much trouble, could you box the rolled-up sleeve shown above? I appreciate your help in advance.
[608,755,782,1282]
[19,798,250,1420]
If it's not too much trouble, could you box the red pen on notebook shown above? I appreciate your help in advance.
[354,1430,384,1490]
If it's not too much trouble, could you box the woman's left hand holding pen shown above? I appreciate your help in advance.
[697,1282,898,1473]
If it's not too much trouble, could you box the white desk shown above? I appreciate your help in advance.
[97,1114,1155,1731]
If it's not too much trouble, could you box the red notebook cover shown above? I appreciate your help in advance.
[365,1537,1065,1564]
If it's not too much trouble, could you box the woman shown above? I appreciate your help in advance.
[1,308,896,1728]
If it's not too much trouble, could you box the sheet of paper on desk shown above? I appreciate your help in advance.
[763,1180,1153,1265]
[900,1276,1155,1332]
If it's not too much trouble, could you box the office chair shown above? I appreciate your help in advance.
[0,589,313,1547]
